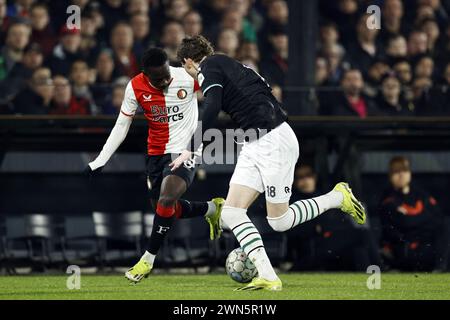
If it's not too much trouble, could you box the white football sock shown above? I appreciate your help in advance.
[267,189,344,232]
[141,250,155,265]
[205,201,216,216]
[222,206,278,281]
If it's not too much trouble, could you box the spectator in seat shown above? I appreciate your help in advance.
[258,0,287,52]
[419,18,441,54]
[101,80,127,114]
[321,69,379,117]
[49,74,90,115]
[260,25,288,86]
[160,20,185,65]
[393,59,415,106]
[393,59,413,85]
[47,26,82,77]
[237,41,260,65]
[130,13,153,62]
[414,55,435,79]
[417,0,449,27]
[0,21,31,81]
[376,73,414,116]
[287,165,380,271]
[220,8,256,43]
[315,56,330,86]
[165,0,190,22]
[69,60,97,114]
[417,62,450,115]
[378,156,449,271]
[408,30,429,60]
[320,42,347,86]
[346,14,381,76]
[385,35,408,64]
[127,0,150,16]
[110,21,139,78]
[182,10,203,37]
[323,0,359,46]
[379,0,409,45]
[100,0,125,32]
[0,42,43,101]
[412,76,433,106]
[79,10,100,63]
[318,22,340,51]
[266,0,288,28]
[12,66,53,114]
[230,0,264,33]
[29,2,55,57]
[435,21,450,70]
[197,0,228,31]
[365,60,391,97]
[216,28,240,59]
[91,49,118,109]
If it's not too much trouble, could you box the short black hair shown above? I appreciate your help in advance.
[177,35,215,63]
[142,48,168,70]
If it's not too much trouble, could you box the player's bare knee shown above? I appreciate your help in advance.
[157,196,177,209]
[266,201,289,218]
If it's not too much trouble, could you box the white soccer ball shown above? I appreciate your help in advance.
[225,248,258,283]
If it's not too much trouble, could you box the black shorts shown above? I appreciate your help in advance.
[146,153,197,199]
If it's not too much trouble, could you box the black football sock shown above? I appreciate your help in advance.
[174,199,210,219]
[147,203,175,255]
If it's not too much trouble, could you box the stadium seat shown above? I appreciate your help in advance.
[160,217,214,271]
[5,214,66,272]
[92,211,143,270]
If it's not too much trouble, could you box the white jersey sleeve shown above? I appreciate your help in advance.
[88,82,137,170]
[120,81,139,117]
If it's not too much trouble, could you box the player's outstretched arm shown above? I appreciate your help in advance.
[85,112,134,175]
[170,86,223,171]
[85,82,138,176]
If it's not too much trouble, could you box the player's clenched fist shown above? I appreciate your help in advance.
[83,165,103,179]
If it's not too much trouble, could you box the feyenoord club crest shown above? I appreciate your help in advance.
[177,89,188,99]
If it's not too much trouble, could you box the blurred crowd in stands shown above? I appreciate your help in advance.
[286,158,449,272]
[317,0,450,117]
[0,0,449,116]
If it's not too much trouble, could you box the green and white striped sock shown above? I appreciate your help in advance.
[232,221,264,256]
[222,206,278,281]
[267,190,343,232]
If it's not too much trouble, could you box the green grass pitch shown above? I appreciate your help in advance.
[0,273,449,300]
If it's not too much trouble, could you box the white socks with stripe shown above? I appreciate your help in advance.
[222,206,278,281]
[267,190,344,232]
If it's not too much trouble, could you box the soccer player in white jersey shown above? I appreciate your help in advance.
[172,36,366,291]
[84,48,224,283]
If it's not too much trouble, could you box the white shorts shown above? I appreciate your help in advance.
[230,122,300,204]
